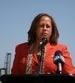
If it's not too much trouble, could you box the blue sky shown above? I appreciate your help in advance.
[0,0,75,72]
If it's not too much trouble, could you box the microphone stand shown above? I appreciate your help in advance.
[38,45,45,74]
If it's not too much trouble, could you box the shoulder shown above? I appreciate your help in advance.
[15,42,30,51]
[54,43,68,51]
[16,42,29,47]
[56,43,67,48]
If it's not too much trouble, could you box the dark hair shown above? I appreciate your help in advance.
[28,13,59,45]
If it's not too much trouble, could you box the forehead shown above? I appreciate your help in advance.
[39,16,51,22]
[38,16,51,24]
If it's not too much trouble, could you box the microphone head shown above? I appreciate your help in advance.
[54,50,62,56]
[54,50,65,65]
[41,38,47,46]
[38,38,47,50]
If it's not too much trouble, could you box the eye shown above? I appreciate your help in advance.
[46,25,51,28]
[39,24,44,28]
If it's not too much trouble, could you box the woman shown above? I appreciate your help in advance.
[11,13,75,75]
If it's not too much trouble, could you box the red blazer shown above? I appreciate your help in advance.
[11,42,75,75]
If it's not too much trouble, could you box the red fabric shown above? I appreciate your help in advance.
[11,42,75,75]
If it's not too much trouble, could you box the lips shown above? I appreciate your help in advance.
[42,33,47,36]
[41,33,48,38]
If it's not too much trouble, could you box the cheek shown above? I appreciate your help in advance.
[48,29,52,37]
[36,28,42,37]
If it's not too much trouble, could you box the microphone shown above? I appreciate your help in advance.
[38,38,47,74]
[38,38,47,51]
[40,38,47,47]
[53,50,65,74]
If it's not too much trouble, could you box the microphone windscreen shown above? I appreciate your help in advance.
[54,50,65,65]
[41,38,47,46]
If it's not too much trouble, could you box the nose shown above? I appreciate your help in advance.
[43,25,47,30]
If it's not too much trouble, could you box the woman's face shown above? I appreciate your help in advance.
[36,16,52,42]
